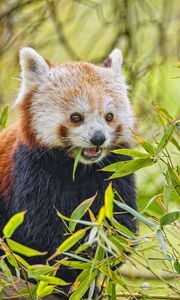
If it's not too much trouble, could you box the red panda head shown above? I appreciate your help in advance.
[15,47,134,164]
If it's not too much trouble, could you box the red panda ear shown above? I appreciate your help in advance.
[14,47,50,106]
[102,48,123,75]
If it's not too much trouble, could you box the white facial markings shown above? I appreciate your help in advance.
[16,47,134,163]
[73,96,90,113]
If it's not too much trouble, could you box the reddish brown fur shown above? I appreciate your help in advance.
[0,124,19,199]
[58,125,69,146]
[18,90,41,148]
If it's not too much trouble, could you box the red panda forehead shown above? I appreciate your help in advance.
[49,62,115,86]
[48,62,120,110]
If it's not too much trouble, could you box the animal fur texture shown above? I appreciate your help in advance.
[0,47,137,297]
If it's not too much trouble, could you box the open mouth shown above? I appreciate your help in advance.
[82,147,102,161]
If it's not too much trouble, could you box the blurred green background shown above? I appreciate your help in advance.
[0,1,179,298]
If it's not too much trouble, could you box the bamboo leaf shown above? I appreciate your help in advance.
[70,268,90,293]
[37,281,48,296]
[0,105,9,128]
[160,211,180,227]
[69,270,98,300]
[99,265,125,286]
[109,158,154,179]
[174,260,180,274]
[168,165,180,197]
[61,260,90,269]
[69,195,95,232]
[156,229,172,260]
[113,149,149,158]
[73,147,83,181]
[28,265,54,277]
[114,200,157,228]
[155,105,173,121]
[132,132,155,154]
[57,209,94,227]
[170,136,180,151]
[36,285,54,298]
[3,211,26,238]
[102,161,129,172]
[57,228,88,254]
[7,239,47,257]
[97,206,106,224]
[0,260,13,281]
[6,254,19,269]
[32,275,69,285]
[155,125,175,155]
[105,183,114,218]
[13,253,29,268]
[110,218,135,239]
[107,279,116,299]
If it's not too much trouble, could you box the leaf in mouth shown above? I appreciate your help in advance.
[73,147,83,181]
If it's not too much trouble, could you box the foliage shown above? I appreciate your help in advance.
[0,106,179,299]
[0,0,179,298]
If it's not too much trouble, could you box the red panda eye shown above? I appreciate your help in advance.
[105,113,113,122]
[70,113,83,124]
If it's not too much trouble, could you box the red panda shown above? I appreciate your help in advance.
[0,48,136,297]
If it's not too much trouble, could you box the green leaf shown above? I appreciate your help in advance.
[95,244,105,262]
[13,253,29,268]
[61,260,90,269]
[108,235,126,252]
[74,242,90,254]
[28,265,54,277]
[0,260,13,281]
[174,260,180,274]
[133,132,155,154]
[109,158,154,179]
[113,149,149,158]
[57,209,94,227]
[69,195,95,232]
[110,218,135,239]
[139,195,162,214]
[97,206,106,224]
[99,265,125,286]
[160,211,180,227]
[155,125,175,155]
[156,229,171,260]
[102,161,129,172]
[114,200,157,228]
[170,136,180,151]
[3,211,26,238]
[175,120,180,130]
[7,254,19,269]
[168,165,180,197]
[69,270,98,300]
[0,105,9,128]
[37,281,48,296]
[155,105,173,121]
[107,279,116,299]
[36,285,54,298]
[105,183,114,218]
[7,239,47,257]
[73,147,83,181]
[57,228,88,254]
[32,274,69,285]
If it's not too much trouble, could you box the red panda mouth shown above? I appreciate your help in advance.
[82,148,102,161]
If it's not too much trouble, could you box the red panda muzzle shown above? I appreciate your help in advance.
[82,148,102,160]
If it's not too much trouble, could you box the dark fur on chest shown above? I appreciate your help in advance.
[1,143,137,264]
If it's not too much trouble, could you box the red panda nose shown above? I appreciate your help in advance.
[90,131,106,147]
